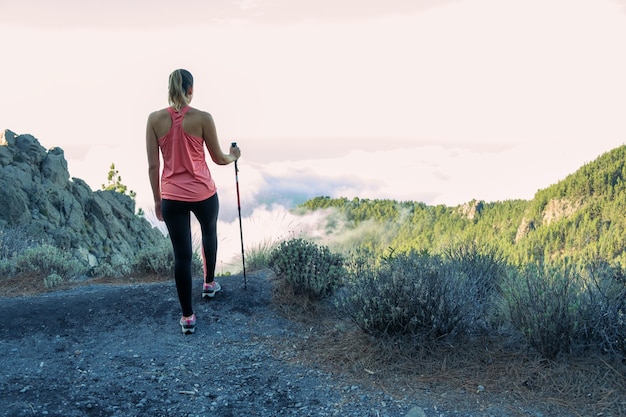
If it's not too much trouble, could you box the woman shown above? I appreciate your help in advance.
[146,68,241,334]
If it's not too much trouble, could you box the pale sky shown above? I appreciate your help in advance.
[2,0,626,267]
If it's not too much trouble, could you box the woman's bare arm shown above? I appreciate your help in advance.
[201,112,240,165]
[146,112,163,221]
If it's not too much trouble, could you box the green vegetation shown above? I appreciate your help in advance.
[267,146,626,360]
[498,260,625,359]
[301,145,626,268]
[244,238,277,273]
[268,238,343,300]
[102,162,143,215]
[0,224,202,286]
[101,162,136,199]
[268,239,625,360]
[11,243,88,282]
[501,263,583,359]
[340,248,476,341]
[133,239,177,276]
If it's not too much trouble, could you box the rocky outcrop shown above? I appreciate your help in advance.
[0,129,166,269]
[542,198,582,225]
[514,198,582,242]
[515,217,535,243]
[456,199,484,220]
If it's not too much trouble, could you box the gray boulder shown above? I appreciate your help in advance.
[0,129,167,271]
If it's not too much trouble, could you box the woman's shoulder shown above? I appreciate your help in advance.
[186,107,212,118]
[185,107,215,127]
[148,107,171,121]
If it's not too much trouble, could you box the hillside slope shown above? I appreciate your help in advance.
[300,145,626,266]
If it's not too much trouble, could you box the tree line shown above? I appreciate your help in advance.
[299,144,626,268]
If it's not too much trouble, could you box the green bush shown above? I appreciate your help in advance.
[43,273,64,289]
[84,238,202,279]
[339,250,476,342]
[0,258,14,277]
[14,243,87,280]
[0,226,37,259]
[191,253,203,278]
[268,238,344,300]
[91,260,133,278]
[442,242,509,330]
[244,239,277,272]
[577,259,626,356]
[501,263,582,359]
[132,239,175,275]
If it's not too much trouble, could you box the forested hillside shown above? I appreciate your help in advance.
[299,145,626,267]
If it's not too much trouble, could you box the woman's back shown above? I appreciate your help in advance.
[150,106,208,140]
[155,106,216,202]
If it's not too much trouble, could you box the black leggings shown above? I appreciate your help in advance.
[162,194,219,317]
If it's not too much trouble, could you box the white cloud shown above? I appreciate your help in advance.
[208,203,332,273]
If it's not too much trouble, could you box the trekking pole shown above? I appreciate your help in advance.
[232,142,247,289]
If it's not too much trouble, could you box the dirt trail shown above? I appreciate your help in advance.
[0,272,421,417]
[1,271,585,417]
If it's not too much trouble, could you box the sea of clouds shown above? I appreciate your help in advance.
[111,137,599,272]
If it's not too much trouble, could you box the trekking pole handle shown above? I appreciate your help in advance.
[231,142,239,171]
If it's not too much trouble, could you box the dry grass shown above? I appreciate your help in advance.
[0,273,49,297]
[0,273,170,297]
[270,277,626,417]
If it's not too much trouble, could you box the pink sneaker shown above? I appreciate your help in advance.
[202,281,221,298]
[179,314,196,334]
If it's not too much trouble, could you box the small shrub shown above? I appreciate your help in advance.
[133,239,175,276]
[578,259,626,355]
[94,240,201,279]
[44,273,64,289]
[0,258,14,277]
[91,254,133,278]
[339,250,474,342]
[191,253,203,278]
[501,263,582,359]
[91,262,117,278]
[245,239,277,272]
[268,238,344,300]
[442,242,508,329]
[15,243,86,280]
[0,226,37,259]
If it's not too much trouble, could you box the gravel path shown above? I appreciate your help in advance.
[0,271,568,417]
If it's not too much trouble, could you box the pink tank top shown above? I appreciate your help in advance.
[158,106,217,202]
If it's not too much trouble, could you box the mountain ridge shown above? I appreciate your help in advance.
[300,144,626,266]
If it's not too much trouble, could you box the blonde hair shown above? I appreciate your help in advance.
[168,69,194,111]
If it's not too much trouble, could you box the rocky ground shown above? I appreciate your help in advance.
[0,271,585,417]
